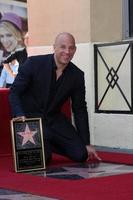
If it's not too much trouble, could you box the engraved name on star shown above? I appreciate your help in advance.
[17,123,37,146]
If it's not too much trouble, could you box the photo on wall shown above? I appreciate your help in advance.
[0,0,28,70]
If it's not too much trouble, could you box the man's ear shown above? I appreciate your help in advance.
[74,46,77,53]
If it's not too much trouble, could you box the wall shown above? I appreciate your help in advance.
[90,0,122,42]
[27,0,91,46]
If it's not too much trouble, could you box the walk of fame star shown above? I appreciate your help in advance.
[17,123,37,146]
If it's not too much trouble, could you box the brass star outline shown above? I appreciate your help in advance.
[17,123,37,146]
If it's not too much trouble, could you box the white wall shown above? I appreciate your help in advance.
[74,43,133,150]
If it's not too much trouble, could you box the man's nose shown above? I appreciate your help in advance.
[64,48,70,54]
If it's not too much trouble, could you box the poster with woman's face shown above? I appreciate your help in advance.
[0,0,27,66]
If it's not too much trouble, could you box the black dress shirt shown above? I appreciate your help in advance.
[47,58,66,111]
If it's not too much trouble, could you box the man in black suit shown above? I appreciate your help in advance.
[9,32,101,164]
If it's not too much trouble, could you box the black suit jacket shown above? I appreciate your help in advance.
[9,54,90,144]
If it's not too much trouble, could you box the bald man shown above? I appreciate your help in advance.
[9,32,101,164]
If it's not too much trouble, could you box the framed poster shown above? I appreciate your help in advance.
[0,0,28,68]
[11,118,46,172]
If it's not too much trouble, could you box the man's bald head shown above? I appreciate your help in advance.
[54,32,76,47]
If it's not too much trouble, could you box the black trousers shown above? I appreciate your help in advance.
[42,114,88,164]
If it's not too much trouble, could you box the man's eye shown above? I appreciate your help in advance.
[70,46,75,51]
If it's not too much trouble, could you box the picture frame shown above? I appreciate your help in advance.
[0,0,28,67]
[10,118,46,172]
